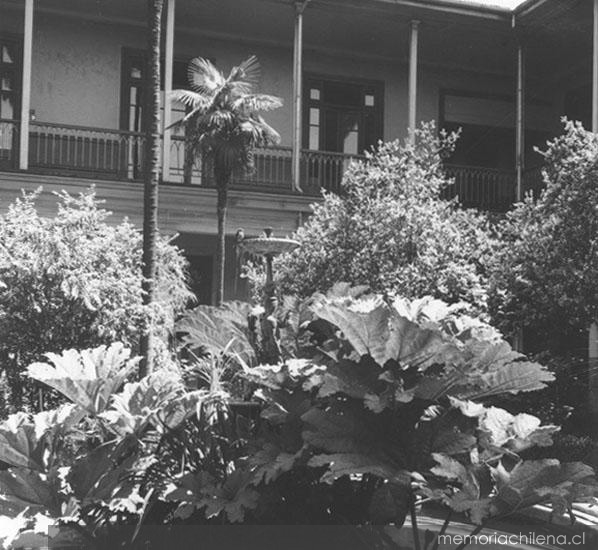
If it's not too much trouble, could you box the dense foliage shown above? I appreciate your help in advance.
[488,120,598,348]
[1,290,595,548]
[0,190,192,412]
[248,124,494,314]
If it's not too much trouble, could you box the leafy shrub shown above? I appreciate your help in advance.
[488,120,598,348]
[0,189,192,411]
[246,123,494,315]
[1,292,596,548]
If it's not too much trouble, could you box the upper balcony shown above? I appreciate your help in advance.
[1,117,546,211]
[0,0,592,212]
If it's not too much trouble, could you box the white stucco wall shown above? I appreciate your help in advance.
[30,14,144,128]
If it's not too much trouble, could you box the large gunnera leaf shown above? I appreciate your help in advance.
[312,293,444,368]
[308,453,407,485]
[0,413,46,471]
[415,343,554,402]
[491,459,598,518]
[0,469,61,516]
[100,370,193,435]
[166,469,259,523]
[67,441,137,506]
[0,405,82,471]
[27,343,138,415]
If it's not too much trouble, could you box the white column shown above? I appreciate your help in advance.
[408,20,419,143]
[162,0,175,181]
[292,1,308,192]
[515,42,525,202]
[19,0,33,170]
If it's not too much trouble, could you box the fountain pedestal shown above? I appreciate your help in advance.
[238,228,300,363]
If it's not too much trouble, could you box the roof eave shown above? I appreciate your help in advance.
[369,0,512,20]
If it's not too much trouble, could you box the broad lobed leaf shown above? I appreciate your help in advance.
[27,343,137,415]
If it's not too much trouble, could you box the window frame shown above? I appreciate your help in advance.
[303,73,384,154]
[0,33,23,122]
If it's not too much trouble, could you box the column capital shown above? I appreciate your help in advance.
[295,0,311,15]
[410,19,421,29]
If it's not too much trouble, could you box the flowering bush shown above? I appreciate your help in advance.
[0,189,192,412]
[247,123,494,315]
[488,120,598,348]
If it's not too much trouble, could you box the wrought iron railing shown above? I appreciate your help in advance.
[202,145,294,191]
[169,138,295,190]
[0,119,18,169]
[237,146,293,189]
[168,141,361,194]
[301,149,363,194]
[444,164,516,212]
[0,121,548,211]
[28,121,145,179]
[169,135,201,183]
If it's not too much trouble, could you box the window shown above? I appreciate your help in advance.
[120,49,190,133]
[0,38,19,121]
[303,76,383,154]
[121,51,145,134]
[0,36,21,167]
[120,49,192,178]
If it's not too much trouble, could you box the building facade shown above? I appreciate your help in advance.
[0,0,594,302]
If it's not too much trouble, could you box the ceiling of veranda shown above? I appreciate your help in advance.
[1,0,592,84]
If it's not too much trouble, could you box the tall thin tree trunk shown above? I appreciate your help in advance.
[215,177,229,306]
[139,0,164,377]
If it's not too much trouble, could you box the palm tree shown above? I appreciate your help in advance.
[139,0,164,377]
[171,56,282,305]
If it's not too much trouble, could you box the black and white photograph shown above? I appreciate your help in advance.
[0,0,597,548]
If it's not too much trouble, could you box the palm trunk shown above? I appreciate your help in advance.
[139,0,164,378]
[215,177,228,306]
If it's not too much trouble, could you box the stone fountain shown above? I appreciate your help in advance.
[238,227,300,362]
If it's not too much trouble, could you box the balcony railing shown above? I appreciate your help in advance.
[301,149,363,194]
[444,164,516,212]
[0,120,546,210]
[170,137,295,190]
[28,121,145,180]
[168,136,363,194]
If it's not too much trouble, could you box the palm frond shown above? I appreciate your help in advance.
[187,57,225,94]
[170,89,205,109]
[233,94,283,113]
[254,117,281,146]
[231,116,281,148]
[227,55,261,86]
[176,105,204,128]
[207,110,235,130]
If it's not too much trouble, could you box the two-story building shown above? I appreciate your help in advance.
[0,0,595,302]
